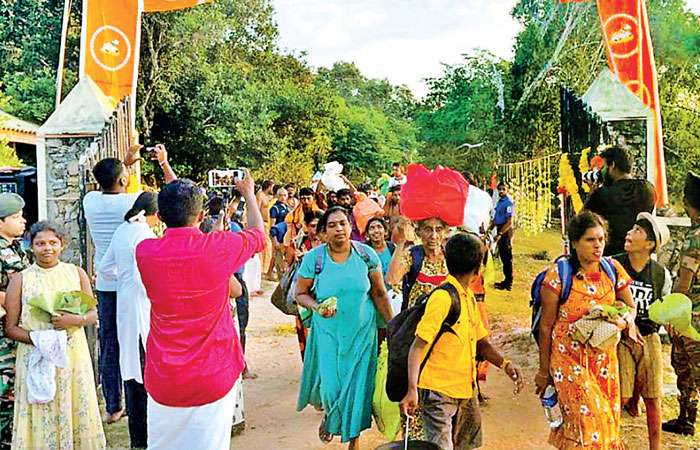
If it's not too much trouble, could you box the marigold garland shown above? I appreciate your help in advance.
[504,153,558,235]
[578,147,591,193]
[558,153,583,213]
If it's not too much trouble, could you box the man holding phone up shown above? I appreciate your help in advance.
[83,144,176,423]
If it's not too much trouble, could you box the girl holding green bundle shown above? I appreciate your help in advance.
[4,221,105,450]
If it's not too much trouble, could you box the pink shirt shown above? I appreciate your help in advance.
[136,226,265,407]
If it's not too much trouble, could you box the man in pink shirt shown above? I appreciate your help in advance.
[136,171,265,450]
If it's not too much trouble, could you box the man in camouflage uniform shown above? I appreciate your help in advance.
[0,193,29,449]
[663,172,700,437]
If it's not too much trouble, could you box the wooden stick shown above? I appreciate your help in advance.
[55,0,72,108]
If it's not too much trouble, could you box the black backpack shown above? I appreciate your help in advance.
[401,245,426,311]
[385,283,460,402]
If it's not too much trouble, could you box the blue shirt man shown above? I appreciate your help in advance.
[270,189,290,225]
[493,195,514,227]
[488,182,515,290]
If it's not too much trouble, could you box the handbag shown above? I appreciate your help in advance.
[270,262,300,316]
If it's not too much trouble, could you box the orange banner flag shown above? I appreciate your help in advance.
[596,0,667,205]
[143,0,211,12]
[558,0,667,205]
[79,0,141,103]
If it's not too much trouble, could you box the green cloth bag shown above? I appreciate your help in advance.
[649,293,700,341]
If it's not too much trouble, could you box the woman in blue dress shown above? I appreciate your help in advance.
[296,207,394,450]
[365,217,395,286]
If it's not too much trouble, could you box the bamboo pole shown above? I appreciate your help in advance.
[55,0,72,108]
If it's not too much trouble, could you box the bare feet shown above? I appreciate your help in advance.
[106,408,125,424]
[348,437,360,450]
[242,367,258,380]
[623,400,642,417]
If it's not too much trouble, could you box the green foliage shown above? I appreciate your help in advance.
[415,50,510,174]
[318,62,419,179]
[0,0,82,122]
[1,0,697,201]
[138,2,420,184]
[414,0,700,204]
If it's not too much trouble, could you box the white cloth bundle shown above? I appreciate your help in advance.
[27,330,68,404]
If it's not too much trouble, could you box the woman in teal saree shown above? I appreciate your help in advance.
[296,207,394,450]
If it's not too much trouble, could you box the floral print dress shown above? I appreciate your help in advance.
[13,263,105,450]
[401,250,448,309]
[542,259,631,449]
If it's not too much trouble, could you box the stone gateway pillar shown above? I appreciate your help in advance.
[36,77,117,265]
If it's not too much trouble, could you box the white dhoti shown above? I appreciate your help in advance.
[148,382,239,450]
[232,376,245,427]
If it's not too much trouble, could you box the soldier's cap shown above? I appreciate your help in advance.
[684,171,700,211]
[0,193,24,219]
[636,212,670,252]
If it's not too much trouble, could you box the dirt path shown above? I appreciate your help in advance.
[231,281,550,450]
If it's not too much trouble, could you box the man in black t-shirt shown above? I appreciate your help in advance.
[585,146,656,256]
[615,212,671,450]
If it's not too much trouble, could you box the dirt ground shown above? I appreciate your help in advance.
[105,230,699,449]
[231,280,549,450]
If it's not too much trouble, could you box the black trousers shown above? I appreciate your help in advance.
[497,231,513,286]
[124,341,147,449]
[234,273,249,352]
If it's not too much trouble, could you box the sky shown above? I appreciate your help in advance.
[272,0,521,98]
[273,0,700,98]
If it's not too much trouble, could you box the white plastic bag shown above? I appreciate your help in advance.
[321,161,348,191]
[463,185,493,233]
[388,289,403,316]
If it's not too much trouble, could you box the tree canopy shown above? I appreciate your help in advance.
[0,0,698,199]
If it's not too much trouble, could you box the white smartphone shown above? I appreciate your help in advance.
[208,169,245,188]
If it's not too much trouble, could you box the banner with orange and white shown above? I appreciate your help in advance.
[79,0,142,103]
[596,0,667,206]
[79,0,212,103]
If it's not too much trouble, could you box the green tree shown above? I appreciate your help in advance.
[415,50,510,175]
[507,0,700,199]
[0,0,66,122]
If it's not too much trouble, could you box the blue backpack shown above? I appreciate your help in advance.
[530,256,618,345]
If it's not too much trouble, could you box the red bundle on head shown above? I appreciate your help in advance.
[399,164,468,226]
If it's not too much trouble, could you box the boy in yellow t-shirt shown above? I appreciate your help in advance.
[400,233,524,450]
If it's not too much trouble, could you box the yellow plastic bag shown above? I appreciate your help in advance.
[373,341,401,441]
[484,253,496,287]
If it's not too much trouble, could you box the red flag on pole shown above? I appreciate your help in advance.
[558,0,667,205]
[596,0,667,205]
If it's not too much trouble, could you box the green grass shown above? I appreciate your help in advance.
[486,229,563,321]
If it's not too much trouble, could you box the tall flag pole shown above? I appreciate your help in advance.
[55,0,73,108]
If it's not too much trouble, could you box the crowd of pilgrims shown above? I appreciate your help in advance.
[0,143,696,450]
